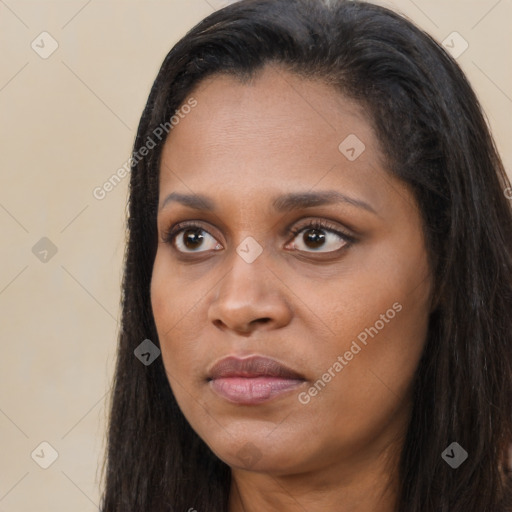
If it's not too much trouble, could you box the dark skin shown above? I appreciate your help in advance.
[151,65,433,512]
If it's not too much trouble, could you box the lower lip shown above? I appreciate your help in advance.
[209,377,304,404]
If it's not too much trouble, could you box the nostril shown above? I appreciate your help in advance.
[213,319,225,329]
[253,318,271,325]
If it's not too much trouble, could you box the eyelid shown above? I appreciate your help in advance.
[161,220,219,245]
[286,218,355,242]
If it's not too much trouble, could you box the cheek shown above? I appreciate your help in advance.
[150,254,171,335]
[150,253,187,376]
[151,250,198,338]
[334,308,428,427]
[293,298,429,463]
[295,243,431,425]
[150,251,210,403]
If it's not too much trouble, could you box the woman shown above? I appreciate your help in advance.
[100,0,512,510]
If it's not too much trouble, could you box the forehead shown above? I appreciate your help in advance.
[158,65,390,210]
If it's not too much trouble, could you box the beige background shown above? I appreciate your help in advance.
[0,0,510,510]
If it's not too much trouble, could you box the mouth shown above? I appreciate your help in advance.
[207,355,306,405]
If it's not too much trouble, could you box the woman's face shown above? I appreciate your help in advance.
[151,65,433,475]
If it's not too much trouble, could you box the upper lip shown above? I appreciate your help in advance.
[208,355,305,380]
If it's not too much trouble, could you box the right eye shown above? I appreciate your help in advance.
[162,222,223,253]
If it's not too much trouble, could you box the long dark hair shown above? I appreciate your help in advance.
[99,1,512,510]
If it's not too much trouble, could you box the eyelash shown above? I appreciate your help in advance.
[288,220,354,244]
[162,219,355,254]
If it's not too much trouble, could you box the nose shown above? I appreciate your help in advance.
[207,248,293,335]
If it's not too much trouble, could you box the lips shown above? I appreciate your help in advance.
[208,355,305,380]
[207,355,306,405]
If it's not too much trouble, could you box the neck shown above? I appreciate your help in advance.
[228,437,402,512]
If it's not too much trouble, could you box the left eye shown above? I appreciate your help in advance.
[286,222,352,253]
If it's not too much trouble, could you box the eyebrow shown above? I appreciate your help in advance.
[159,190,376,215]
